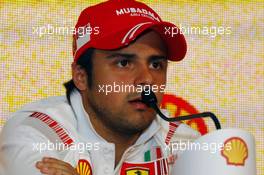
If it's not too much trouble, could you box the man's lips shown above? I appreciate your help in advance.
[128,97,148,110]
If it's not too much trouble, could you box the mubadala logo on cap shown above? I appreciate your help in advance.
[116,7,160,22]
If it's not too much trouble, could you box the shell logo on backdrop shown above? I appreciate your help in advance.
[161,94,208,135]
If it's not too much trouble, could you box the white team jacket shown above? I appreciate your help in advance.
[0,90,200,175]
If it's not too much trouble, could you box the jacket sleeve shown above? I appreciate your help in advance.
[0,124,59,175]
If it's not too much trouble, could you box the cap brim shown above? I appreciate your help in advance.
[78,22,187,62]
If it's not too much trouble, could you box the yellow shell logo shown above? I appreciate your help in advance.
[221,137,248,166]
[76,159,92,175]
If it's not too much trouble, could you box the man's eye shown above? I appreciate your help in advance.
[117,59,130,68]
[150,62,162,69]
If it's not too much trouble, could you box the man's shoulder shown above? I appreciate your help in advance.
[19,95,69,111]
[7,95,71,121]
[1,95,76,140]
[0,96,69,175]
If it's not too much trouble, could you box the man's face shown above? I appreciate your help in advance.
[83,31,168,135]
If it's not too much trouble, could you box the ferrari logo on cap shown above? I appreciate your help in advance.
[76,159,92,175]
[221,137,248,166]
[125,167,149,175]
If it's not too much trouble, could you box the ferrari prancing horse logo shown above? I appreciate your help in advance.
[125,167,150,175]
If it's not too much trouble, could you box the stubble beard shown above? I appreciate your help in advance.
[87,97,154,136]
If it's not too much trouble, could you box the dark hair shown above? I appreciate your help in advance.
[63,48,95,104]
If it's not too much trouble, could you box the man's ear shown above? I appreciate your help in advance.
[72,62,88,91]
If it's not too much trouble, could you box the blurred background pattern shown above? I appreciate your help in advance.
[0,0,263,174]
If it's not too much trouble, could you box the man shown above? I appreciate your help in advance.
[0,0,200,174]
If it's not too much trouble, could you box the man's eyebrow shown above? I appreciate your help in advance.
[148,55,167,62]
[106,53,136,59]
[106,53,167,62]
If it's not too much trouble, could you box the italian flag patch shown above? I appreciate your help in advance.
[144,146,163,162]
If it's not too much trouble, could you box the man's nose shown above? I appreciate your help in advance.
[134,65,154,86]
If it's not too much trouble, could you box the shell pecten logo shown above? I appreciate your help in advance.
[221,137,248,166]
[76,159,92,175]
[161,94,208,135]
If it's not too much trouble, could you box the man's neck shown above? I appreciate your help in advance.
[90,113,141,166]
[82,97,141,166]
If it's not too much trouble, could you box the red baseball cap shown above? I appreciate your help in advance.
[73,0,187,62]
